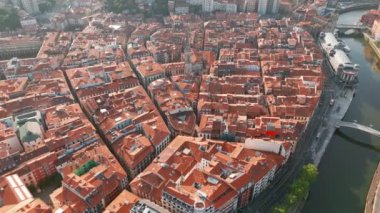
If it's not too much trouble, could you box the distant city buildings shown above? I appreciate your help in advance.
[0,36,42,60]
[199,0,278,13]
[360,10,380,27]
[372,19,380,41]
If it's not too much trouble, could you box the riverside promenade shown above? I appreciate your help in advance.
[364,33,380,59]
[365,162,380,213]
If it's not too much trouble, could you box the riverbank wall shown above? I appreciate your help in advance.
[365,162,380,213]
[364,33,380,60]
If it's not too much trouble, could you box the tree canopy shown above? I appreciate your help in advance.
[272,164,318,213]
[106,0,169,16]
[152,0,169,16]
[39,0,56,13]
[0,9,21,31]
[105,0,137,13]
[75,160,98,176]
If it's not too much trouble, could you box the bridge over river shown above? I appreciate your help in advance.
[335,24,368,30]
[337,2,380,14]
[336,121,380,138]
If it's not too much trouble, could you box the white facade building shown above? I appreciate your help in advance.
[244,138,289,159]
[245,0,257,12]
[255,0,279,14]
[268,0,279,13]
[202,0,237,12]
[187,0,202,5]
[202,0,214,12]
[328,49,359,83]
[257,0,268,14]
[320,32,359,83]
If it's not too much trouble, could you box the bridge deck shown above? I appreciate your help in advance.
[335,24,367,30]
[337,121,380,137]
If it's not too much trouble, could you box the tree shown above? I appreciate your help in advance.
[0,9,21,31]
[106,0,138,13]
[152,0,169,16]
[189,5,202,14]
[272,206,286,213]
[271,164,319,212]
[27,185,37,194]
[39,3,52,13]
[285,194,297,207]
[220,133,235,142]
[38,0,56,13]
[300,164,318,183]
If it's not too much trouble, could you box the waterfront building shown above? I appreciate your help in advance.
[320,32,350,53]
[329,49,359,82]
[320,32,359,83]
[360,10,380,27]
[372,19,380,41]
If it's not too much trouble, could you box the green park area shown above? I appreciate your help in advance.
[272,164,318,213]
[105,0,169,16]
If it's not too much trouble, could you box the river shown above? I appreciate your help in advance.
[302,10,380,213]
